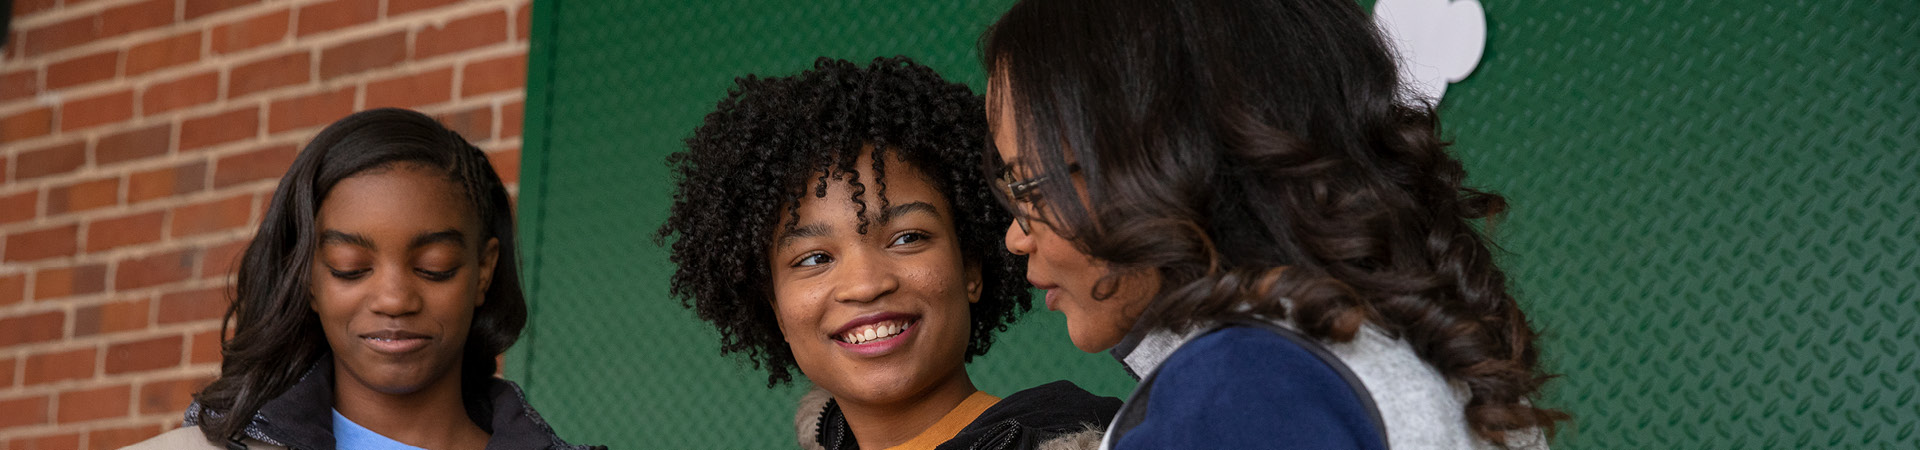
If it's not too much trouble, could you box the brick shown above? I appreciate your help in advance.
[5,223,78,262]
[1,106,53,142]
[88,424,166,450]
[116,248,199,290]
[0,311,65,347]
[1,69,36,102]
[96,123,174,166]
[320,31,406,80]
[439,105,492,141]
[0,395,51,428]
[60,89,136,132]
[267,87,354,133]
[180,106,260,151]
[127,31,205,76]
[366,67,453,109]
[140,375,214,414]
[214,144,298,187]
[296,0,378,37]
[106,336,183,374]
[0,273,24,305]
[0,191,37,225]
[56,384,132,423]
[140,376,211,415]
[170,194,253,237]
[0,357,13,386]
[11,433,81,450]
[12,0,57,15]
[33,264,108,299]
[516,1,532,42]
[16,140,86,180]
[24,348,96,385]
[186,0,260,20]
[230,51,310,99]
[211,9,290,55]
[101,0,177,37]
[142,71,221,115]
[189,329,223,364]
[501,100,523,138]
[129,162,208,204]
[388,0,460,17]
[86,211,166,252]
[488,147,520,184]
[202,239,249,279]
[23,15,97,57]
[46,176,120,215]
[76,298,151,337]
[415,10,507,60]
[159,286,230,324]
[46,50,120,91]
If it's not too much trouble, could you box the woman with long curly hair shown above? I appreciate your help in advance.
[128,108,596,450]
[980,0,1570,448]
[658,57,1118,450]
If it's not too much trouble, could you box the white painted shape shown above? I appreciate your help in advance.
[1374,0,1488,103]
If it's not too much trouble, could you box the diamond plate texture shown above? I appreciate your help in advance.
[1442,0,1918,448]
[519,0,1919,447]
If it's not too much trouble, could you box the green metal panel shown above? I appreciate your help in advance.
[515,0,1919,448]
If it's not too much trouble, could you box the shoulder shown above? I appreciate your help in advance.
[985,380,1122,432]
[1116,326,1383,449]
[122,426,285,450]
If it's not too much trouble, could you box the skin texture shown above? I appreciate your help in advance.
[310,163,498,449]
[989,80,1158,353]
[769,150,984,449]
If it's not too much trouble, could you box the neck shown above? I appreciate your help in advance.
[838,369,979,450]
[332,362,492,450]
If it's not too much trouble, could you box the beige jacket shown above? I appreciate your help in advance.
[121,426,285,450]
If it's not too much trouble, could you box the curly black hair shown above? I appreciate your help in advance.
[657,56,1029,386]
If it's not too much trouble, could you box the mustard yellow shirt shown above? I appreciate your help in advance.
[883,391,1002,450]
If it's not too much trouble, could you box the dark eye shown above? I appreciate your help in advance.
[329,268,370,280]
[891,232,929,247]
[795,253,833,267]
[416,268,458,281]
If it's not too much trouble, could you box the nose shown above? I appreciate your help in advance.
[366,267,423,317]
[830,250,899,304]
[1004,220,1035,256]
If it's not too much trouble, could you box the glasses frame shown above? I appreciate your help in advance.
[996,163,1078,234]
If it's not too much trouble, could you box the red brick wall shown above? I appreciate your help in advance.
[0,0,529,447]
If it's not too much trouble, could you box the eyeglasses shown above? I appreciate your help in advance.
[996,163,1078,234]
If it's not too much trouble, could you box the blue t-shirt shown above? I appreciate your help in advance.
[1115,327,1386,450]
[332,409,427,450]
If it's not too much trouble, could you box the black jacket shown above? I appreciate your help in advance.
[180,359,600,450]
[807,381,1122,450]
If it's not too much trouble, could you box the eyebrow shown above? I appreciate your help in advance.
[879,201,940,223]
[774,224,831,251]
[771,201,943,251]
[318,229,468,250]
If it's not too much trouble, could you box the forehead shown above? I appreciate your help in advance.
[318,164,478,233]
[781,152,950,227]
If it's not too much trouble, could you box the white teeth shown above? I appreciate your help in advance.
[841,320,911,344]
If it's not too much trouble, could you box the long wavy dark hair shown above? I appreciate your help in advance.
[983,0,1567,444]
[656,57,1029,386]
[193,108,527,442]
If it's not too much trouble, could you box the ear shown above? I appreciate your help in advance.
[965,261,984,304]
[475,237,500,306]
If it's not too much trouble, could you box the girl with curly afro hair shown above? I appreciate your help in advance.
[658,57,1120,450]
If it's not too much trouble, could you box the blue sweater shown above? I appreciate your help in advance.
[1113,327,1387,450]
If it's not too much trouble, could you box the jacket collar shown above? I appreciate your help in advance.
[186,358,594,450]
